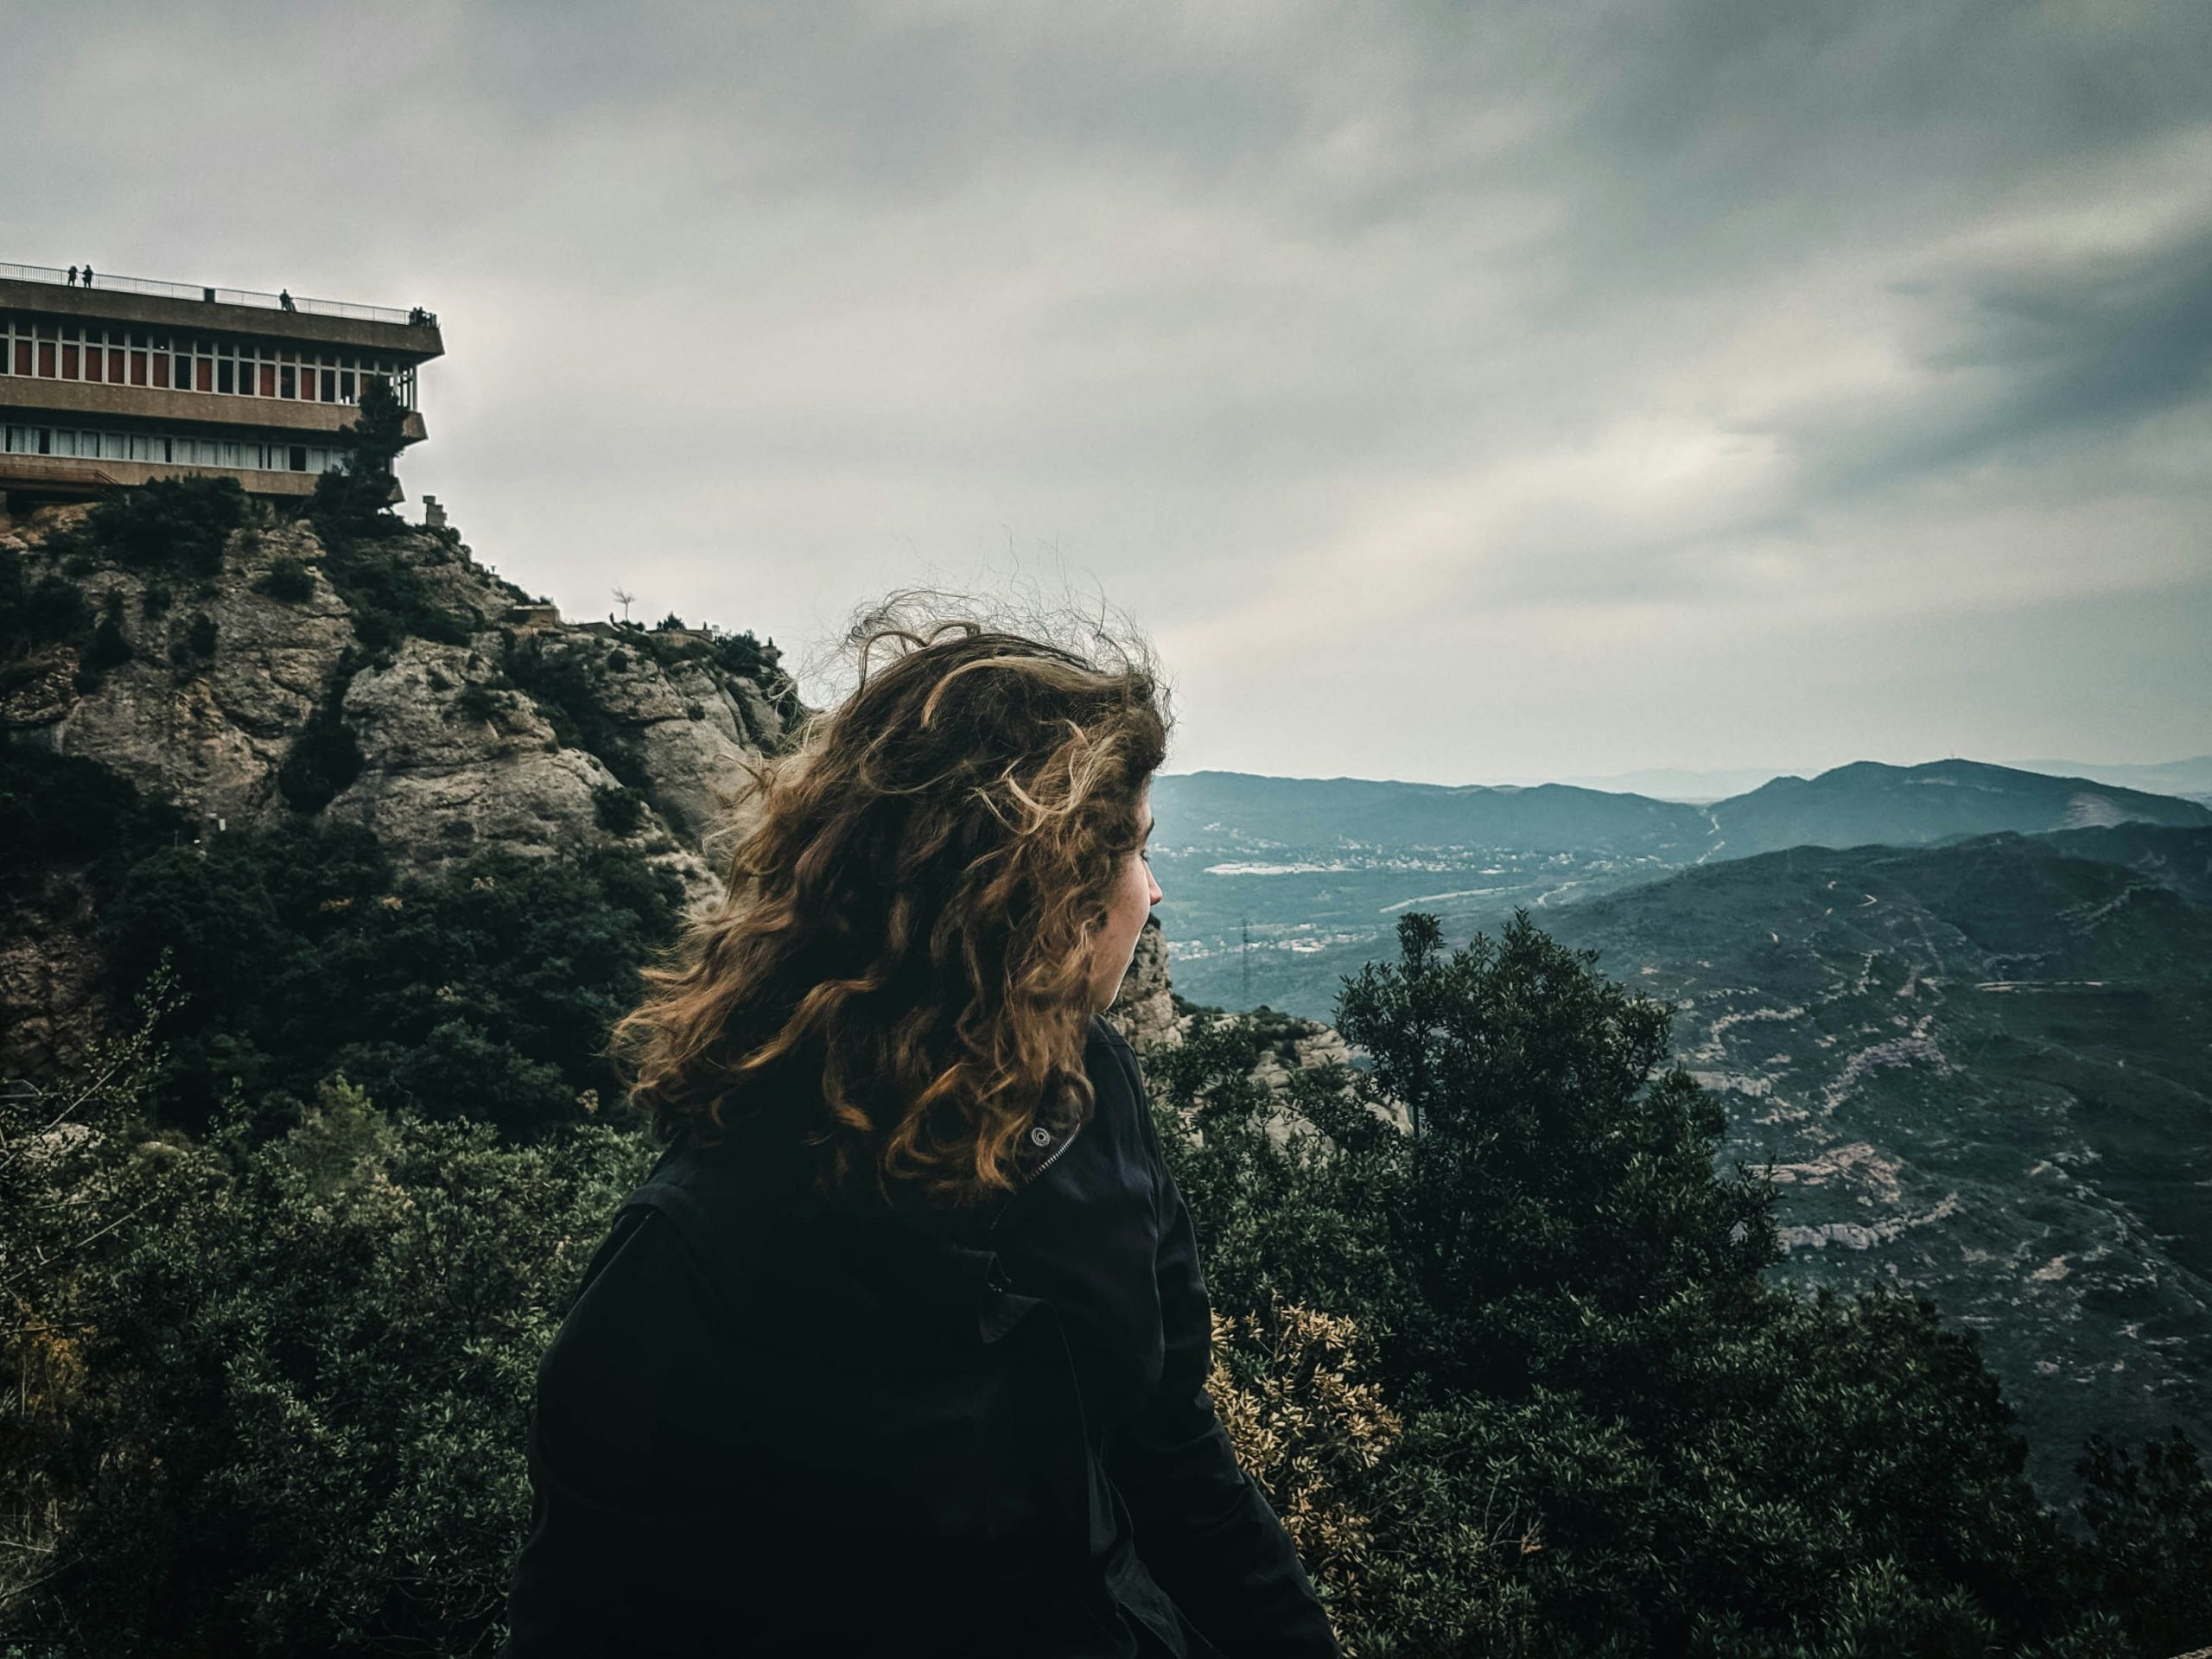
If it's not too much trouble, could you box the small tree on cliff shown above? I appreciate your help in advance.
[310,376,410,535]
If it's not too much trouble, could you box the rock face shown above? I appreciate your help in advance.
[1105,916,1179,1051]
[3,508,791,893]
[325,635,642,880]
[5,515,357,827]
[2,502,799,1066]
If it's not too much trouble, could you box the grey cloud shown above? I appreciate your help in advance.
[10,1,2212,779]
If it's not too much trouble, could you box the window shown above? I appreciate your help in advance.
[217,359,234,395]
[280,365,296,398]
[289,445,307,472]
[61,345,79,378]
[321,368,337,402]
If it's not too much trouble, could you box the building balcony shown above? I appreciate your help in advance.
[0,377,427,442]
[0,265,442,360]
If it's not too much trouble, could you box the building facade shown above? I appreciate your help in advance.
[0,261,442,501]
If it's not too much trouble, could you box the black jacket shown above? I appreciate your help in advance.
[502,1014,1340,1658]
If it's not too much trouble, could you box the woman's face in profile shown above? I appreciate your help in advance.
[1087,785,1163,1013]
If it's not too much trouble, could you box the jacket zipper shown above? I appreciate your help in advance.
[986,1115,1084,1242]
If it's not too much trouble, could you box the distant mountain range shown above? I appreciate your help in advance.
[1463,755,2212,804]
[1151,758,2212,1018]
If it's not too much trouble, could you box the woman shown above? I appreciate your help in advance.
[501,607,1340,1657]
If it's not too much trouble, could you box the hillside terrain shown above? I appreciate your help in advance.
[1535,825,2212,1503]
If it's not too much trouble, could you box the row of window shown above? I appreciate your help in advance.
[3,423,340,474]
[0,313,418,409]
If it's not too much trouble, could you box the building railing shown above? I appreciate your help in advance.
[0,262,436,329]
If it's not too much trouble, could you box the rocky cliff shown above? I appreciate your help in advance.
[1,491,796,1072]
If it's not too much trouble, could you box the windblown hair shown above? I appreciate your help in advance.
[608,597,1172,1211]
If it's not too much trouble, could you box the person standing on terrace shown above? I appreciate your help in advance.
[501,601,1339,1658]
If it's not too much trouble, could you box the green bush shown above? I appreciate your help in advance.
[1,556,90,652]
[251,555,317,604]
[6,891,2202,1655]
[591,782,646,836]
[317,537,474,659]
[505,633,646,787]
[2068,1428,2212,1656]
[0,744,182,880]
[276,702,365,814]
[99,821,684,1139]
[73,593,135,692]
[51,475,246,576]
[9,1071,654,1656]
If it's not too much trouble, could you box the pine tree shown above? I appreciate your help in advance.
[310,376,410,533]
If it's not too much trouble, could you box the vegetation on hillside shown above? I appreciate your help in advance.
[3,902,2206,1655]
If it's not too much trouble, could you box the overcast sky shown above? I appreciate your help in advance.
[14,2,2211,784]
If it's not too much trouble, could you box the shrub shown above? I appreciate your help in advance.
[99,823,685,1139]
[317,537,474,659]
[0,745,182,880]
[276,703,365,813]
[0,556,90,652]
[591,783,646,837]
[504,633,646,787]
[11,1074,655,1656]
[2069,1428,2212,1656]
[53,475,245,575]
[77,592,134,683]
[456,682,505,724]
[251,555,317,604]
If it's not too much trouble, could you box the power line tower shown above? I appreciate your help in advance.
[1241,915,1252,1005]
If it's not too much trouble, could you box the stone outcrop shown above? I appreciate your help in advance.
[4,513,357,827]
[2,506,792,893]
[2,500,799,1066]
[325,634,657,878]
[1104,916,1179,1051]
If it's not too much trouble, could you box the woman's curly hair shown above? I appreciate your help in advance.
[607,594,1172,1212]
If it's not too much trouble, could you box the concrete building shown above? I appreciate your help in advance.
[0,260,441,502]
